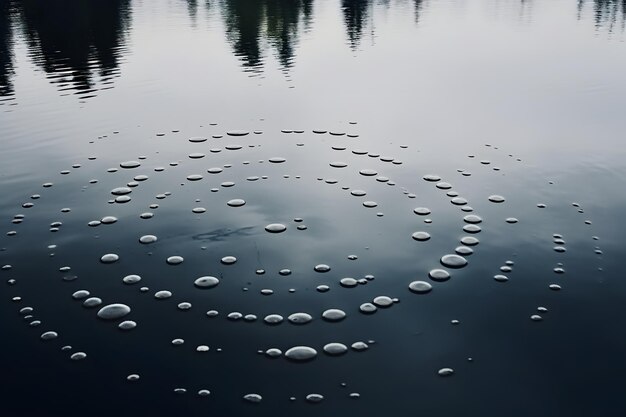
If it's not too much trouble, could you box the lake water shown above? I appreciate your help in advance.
[1,1,626,416]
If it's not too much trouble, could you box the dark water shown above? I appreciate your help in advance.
[1,1,626,416]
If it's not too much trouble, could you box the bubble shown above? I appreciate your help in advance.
[123,275,141,284]
[314,264,331,273]
[118,320,137,330]
[40,331,58,340]
[265,223,287,233]
[139,235,157,244]
[412,231,431,241]
[154,290,172,299]
[97,303,131,320]
[440,254,468,268]
[100,254,119,264]
[288,312,313,324]
[194,276,220,289]
[409,281,432,294]
[322,309,346,322]
[120,161,141,169]
[438,368,454,376]
[264,314,284,325]
[413,207,431,215]
[488,195,505,203]
[323,343,348,356]
[166,256,184,265]
[285,346,317,361]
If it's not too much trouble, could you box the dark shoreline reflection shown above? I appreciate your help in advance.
[221,0,313,75]
[0,0,131,104]
[0,1,16,104]
[1,0,625,104]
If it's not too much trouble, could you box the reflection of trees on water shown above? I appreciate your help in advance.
[0,0,131,102]
[221,0,313,74]
[589,0,626,32]
[341,0,371,49]
[0,1,15,103]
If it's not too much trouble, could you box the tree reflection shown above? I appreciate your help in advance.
[0,0,16,103]
[15,0,131,99]
[221,0,312,75]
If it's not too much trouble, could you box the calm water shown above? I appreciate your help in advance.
[1,1,626,416]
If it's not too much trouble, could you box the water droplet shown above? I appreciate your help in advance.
[166,256,184,265]
[488,195,505,203]
[429,269,451,281]
[306,394,324,403]
[100,254,119,264]
[359,169,377,176]
[83,297,102,308]
[323,343,348,356]
[360,303,377,314]
[194,276,219,288]
[413,207,431,215]
[412,231,431,241]
[322,309,346,322]
[227,199,246,207]
[288,312,313,324]
[243,393,262,403]
[120,161,141,169]
[119,320,137,330]
[285,346,317,361]
[440,254,468,268]
[123,275,141,284]
[97,304,131,320]
[314,264,331,273]
[71,352,87,360]
[154,290,172,299]
[409,281,432,294]
[40,331,58,340]
[226,130,249,136]
[438,368,454,376]
[372,296,393,307]
[463,215,482,224]
[139,235,157,244]
[265,223,287,233]
[221,256,237,265]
